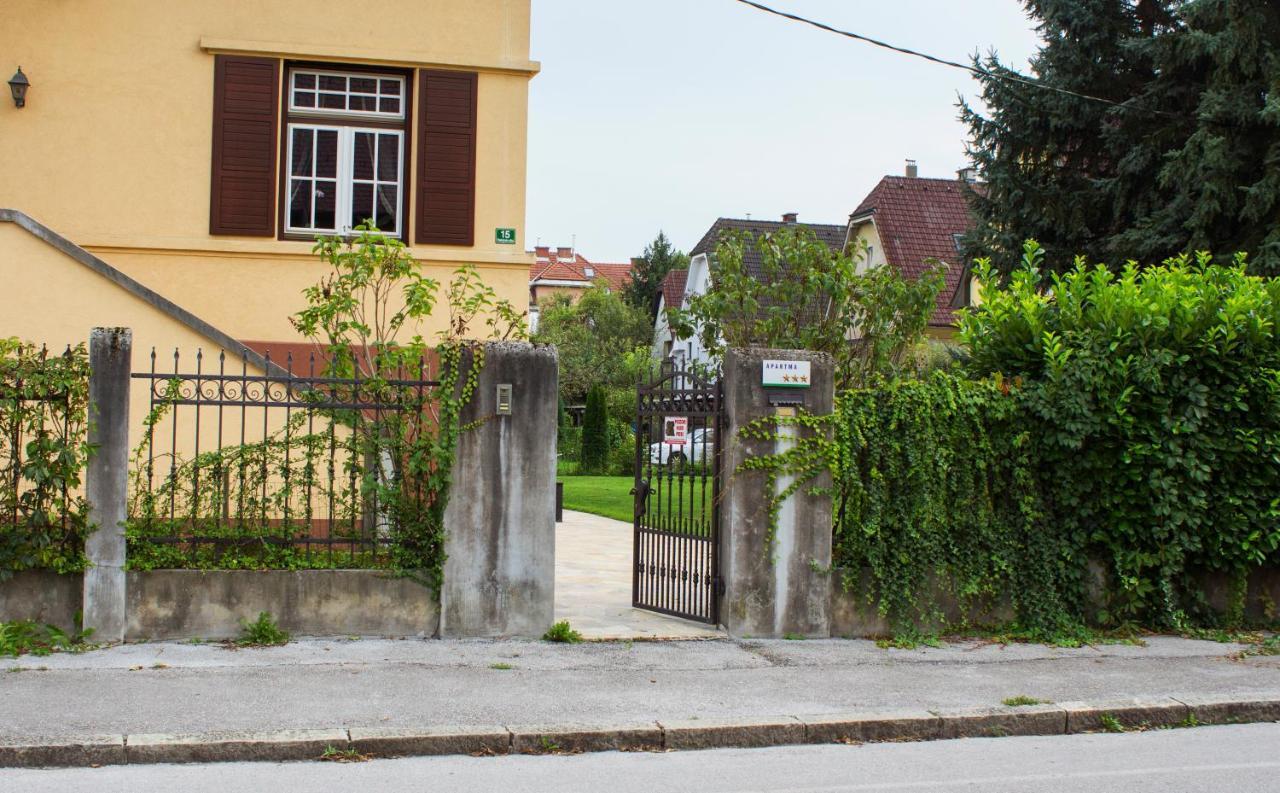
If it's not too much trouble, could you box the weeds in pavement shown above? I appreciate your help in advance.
[489,662,514,670]
[319,745,371,763]
[235,612,290,647]
[0,619,94,657]
[783,633,806,641]
[875,630,943,650]
[542,620,583,644]
[1001,695,1048,707]
[1099,714,1125,733]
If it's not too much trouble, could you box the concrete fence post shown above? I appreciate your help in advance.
[82,327,132,642]
[721,347,834,638]
[440,342,558,637]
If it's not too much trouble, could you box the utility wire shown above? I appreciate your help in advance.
[733,0,1180,118]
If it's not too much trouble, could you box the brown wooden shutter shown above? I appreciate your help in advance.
[209,55,279,236]
[416,70,477,246]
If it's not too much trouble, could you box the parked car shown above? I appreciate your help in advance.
[648,427,715,466]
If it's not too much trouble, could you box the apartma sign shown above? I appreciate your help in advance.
[762,359,811,388]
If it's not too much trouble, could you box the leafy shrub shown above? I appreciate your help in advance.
[834,373,1077,638]
[542,620,583,643]
[237,612,290,646]
[961,243,1280,627]
[0,619,94,657]
[579,386,609,474]
[0,340,93,580]
[609,427,636,477]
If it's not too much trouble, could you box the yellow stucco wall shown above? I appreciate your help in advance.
[0,0,535,341]
[0,221,269,456]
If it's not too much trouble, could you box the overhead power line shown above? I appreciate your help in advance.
[732,0,1179,118]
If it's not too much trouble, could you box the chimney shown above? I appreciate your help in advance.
[957,166,977,183]
[781,212,798,223]
[905,159,918,178]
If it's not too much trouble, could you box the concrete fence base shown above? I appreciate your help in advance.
[1,336,559,641]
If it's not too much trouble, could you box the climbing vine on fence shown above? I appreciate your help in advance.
[127,226,526,587]
[0,340,94,580]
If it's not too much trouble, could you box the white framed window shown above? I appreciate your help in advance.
[286,124,404,237]
[289,69,405,120]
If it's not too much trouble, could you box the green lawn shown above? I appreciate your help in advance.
[560,476,633,523]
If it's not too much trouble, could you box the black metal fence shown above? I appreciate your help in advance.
[127,348,440,569]
[632,360,722,624]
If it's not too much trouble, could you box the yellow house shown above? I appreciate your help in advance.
[844,164,981,339]
[0,0,538,360]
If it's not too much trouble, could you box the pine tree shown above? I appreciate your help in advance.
[579,385,609,475]
[624,231,689,320]
[961,0,1280,275]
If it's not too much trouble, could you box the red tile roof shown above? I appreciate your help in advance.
[850,176,978,326]
[528,245,633,292]
[658,268,688,313]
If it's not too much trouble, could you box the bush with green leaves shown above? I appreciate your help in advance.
[668,227,943,389]
[961,242,1280,627]
[0,340,93,580]
[833,372,1077,639]
[579,385,609,474]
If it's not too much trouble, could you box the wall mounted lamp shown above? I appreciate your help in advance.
[8,67,29,108]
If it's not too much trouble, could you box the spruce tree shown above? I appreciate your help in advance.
[961,0,1280,275]
[579,385,609,475]
[624,231,690,320]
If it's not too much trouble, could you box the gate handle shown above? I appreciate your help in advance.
[631,478,650,519]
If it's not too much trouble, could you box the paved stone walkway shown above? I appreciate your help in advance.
[555,510,723,639]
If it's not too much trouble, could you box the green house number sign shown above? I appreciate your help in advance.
[495,228,516,245]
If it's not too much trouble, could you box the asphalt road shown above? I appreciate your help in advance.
[5,723,1279,793]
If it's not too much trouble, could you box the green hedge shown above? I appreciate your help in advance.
[834,373,1076,636]
[837,250,1280,634]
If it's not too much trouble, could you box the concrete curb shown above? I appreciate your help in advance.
[3,694,1278,768]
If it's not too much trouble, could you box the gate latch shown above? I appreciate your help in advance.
[631,478,650,519]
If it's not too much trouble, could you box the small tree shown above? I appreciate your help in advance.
[579,385,609,474]
[289,224,526,584]
[668,227,943,388]
[624,231,690,320]
[532,284,652,404]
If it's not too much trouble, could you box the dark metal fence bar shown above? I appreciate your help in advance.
[129,347,440,568]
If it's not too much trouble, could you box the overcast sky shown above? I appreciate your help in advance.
[526,0,1041,262]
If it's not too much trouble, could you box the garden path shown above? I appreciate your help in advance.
[555,510,723,640]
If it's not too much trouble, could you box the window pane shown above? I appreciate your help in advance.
[314,180,336,230]
[375,185,398,232]
[353,133,375,180]
[379,79,400,96]
[378,97,400,115]
[350,95,377,112]
[293,90,315,108]
[290,128,313,177]
[289,180,312,229]
[377,134,399,180]
[319,93,345,110]
[319,75,346,91]
[315,130,338,178]
[350,77,377,94]
[351,183,374,229]
[295,73,316,90]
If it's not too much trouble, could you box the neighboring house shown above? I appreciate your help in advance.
[0,0,538,367]
[527,245,632,332]
[845,164,979,337]
[665,214,846,368]
[650,267,689,361]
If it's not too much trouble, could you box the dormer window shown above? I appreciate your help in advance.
[583,266,594,277]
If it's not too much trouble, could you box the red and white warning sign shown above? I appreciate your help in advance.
[663,416,688,445]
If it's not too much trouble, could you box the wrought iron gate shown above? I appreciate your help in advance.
[632,361,721,624]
